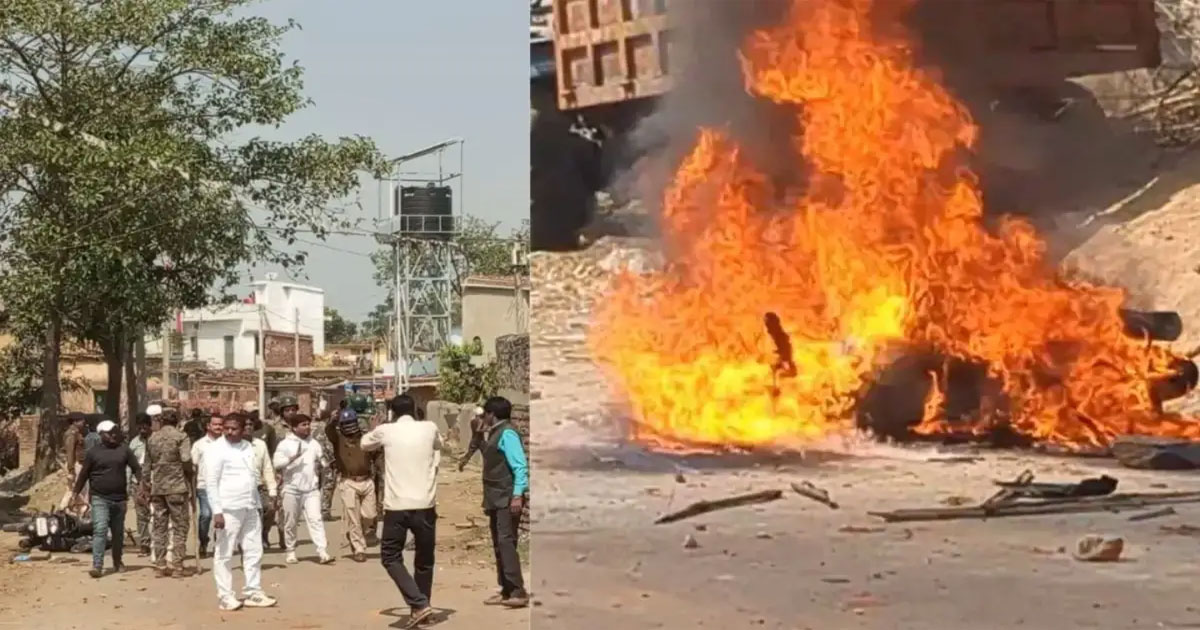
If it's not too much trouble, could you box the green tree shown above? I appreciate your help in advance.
[0,0,385,480]
[361,297,393,344]
[436,343,498,405]
[324,307,359,344]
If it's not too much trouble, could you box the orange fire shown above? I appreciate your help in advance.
[589,0,1200,451]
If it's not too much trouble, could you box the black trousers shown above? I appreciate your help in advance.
[487,507,526,597]
[381,508,437,609]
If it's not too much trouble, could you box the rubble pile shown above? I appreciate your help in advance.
[495,334,531,395]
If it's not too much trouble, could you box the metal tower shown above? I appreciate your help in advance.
[374,138,464,394]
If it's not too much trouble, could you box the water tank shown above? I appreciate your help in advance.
[394,184,454,240]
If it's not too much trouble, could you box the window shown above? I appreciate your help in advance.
[190,336,198,357]
[223,335,235,369]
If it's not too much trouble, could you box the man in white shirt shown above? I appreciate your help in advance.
[191,414,223,559]
[272,414,332,565]
[361,394,442,629]
[205,414,277,612]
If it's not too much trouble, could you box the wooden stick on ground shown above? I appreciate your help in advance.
[791,481,839,509]
[870,491,1200,523]
[1127,506,1176,522]
[653,489,784,525]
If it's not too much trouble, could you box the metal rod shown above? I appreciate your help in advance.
[162,318,170,403]
[258,304,266,417]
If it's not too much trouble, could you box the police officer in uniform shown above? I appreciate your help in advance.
[308,395,337,521]
[144,408,194,577]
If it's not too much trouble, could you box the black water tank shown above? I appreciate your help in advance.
[395,185,454,240]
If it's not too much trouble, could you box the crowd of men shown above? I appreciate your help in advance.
[61,390,529,626]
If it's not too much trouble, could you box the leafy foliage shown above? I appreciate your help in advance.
[0,0,387,477]
[360,297,393,344]
[0,332,42,420]
[436,343,498,405]
[324,307,359,344]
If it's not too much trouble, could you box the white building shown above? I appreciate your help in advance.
[461,274,530,359]
[148,275,325,370]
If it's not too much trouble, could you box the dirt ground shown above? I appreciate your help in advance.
[0,466,530,630]
[530,240,1200,630]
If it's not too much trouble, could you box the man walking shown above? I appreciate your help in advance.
[362,394,441,628]
[71,420,142,578]
[128,415,153,555]
[206,414,277,611]
[191,413,224,559]
[479,396,530,608]
[144,408,194,577]
[326,408,379,562]
[273,414,332,565]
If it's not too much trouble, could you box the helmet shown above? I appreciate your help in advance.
[278,394,299,410]
[338,409,361,435]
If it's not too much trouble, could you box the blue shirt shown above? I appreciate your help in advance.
[495,427,528,497]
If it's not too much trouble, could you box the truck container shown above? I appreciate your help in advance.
[551,0,1161,111]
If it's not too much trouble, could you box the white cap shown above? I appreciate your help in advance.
[96,420,117,433]
[474,406,484,416]
[242,401,259,413]
[146,404,163,416]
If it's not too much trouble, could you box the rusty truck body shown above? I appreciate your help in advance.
[530,0,1164,250]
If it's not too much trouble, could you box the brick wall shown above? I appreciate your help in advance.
[184,385,314,416]
[264,331,313,369]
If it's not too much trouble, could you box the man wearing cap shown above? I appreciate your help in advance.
[326,408,380,562]
[71,420,142,578]
[146,403,164,430]
[144,408,194,577]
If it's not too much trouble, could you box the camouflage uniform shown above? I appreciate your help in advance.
[312,416,336,519]
[146,424,192,574]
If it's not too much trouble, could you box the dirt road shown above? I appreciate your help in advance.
[0,467,529,630]
[530,242,1200,630]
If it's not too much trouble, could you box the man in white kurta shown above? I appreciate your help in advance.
[205,415,277,612]
[272,415,332,565]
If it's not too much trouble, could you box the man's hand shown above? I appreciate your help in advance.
[213,513,225,530]
[510,495,524,516]
[457,460,466,473]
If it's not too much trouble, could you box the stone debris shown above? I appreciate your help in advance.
[682,534,700,549]
[1072,534,1125,562]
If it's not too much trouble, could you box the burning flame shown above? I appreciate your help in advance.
[590,0,1200,451]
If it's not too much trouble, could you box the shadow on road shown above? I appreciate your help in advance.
[381,606,458,627]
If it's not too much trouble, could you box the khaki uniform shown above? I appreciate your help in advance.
[146,425,191,570]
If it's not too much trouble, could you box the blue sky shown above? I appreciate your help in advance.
[243,0,528,321]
